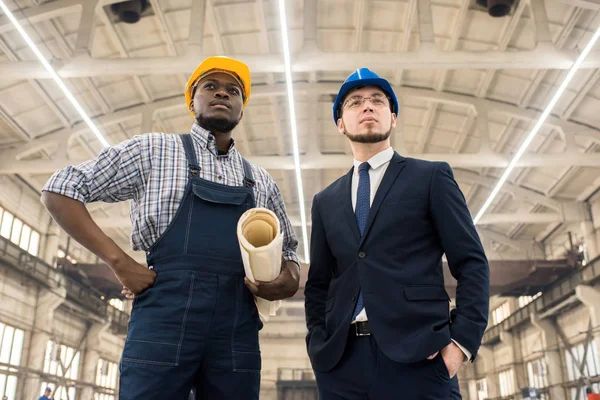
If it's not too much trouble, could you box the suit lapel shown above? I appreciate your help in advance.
[360,152,406,246]
[338,167,361,243]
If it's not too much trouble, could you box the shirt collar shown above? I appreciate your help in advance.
[353,147,394,173]
[190,122,236,156]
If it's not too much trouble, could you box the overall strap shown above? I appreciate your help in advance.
[179,134,200,176]
[241,157,255,188]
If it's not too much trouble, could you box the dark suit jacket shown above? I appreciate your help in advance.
[304,152,490,372]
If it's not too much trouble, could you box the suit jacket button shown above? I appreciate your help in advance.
[358,252,366,259]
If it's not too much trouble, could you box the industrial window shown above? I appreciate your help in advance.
[527,358,549,399]
[0,323,24,400]
[492,302,511,325]
[28,231,40,257]
[0,210,13,239]
[94,358,118,400]
[9,218,22,246]
[96,359,118,389]
[565,341,600,380]
[94,394,116,400]
[0,207,40,256]
[499,369,516,397]
[565,341,600,400]
[40,341,81,400]
[19,224,31,250]
[518,292,541,308]
[475,378,488,400]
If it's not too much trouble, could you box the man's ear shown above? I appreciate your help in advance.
[189,101,194,111]
[391,112,397,129]
[337,118,345,135]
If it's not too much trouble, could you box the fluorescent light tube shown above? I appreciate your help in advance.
[277,0,310,262]
[473,25,600,225]
[0,1,110,148]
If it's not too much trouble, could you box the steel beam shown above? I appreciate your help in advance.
[2,45,600,80]
[5,151,600,175]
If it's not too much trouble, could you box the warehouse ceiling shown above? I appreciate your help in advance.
[0,0,599,263]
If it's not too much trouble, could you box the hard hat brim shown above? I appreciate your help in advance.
[332,77,399,123]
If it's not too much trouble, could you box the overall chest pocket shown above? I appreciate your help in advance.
[186,183,251,258]
[192,183,250,206]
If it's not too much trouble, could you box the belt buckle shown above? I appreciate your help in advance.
[355,322,371,336]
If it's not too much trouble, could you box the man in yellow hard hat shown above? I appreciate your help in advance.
[41,56,300,399]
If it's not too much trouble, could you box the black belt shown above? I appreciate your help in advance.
[352,321,371,336]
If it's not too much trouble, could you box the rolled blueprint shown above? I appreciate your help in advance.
[237,208,283,322]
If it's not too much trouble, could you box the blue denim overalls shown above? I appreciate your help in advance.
[119,134,262,399]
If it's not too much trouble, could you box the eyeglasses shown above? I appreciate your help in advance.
[343,94,390,109]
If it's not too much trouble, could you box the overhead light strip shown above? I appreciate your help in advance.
[0,1,110,148]
[473,25,600,225]
[277,0,310,263]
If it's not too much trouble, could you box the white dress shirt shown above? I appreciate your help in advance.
[351,146,471,361]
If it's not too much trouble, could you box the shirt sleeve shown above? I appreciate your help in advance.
[42,136,147,204]
[266,179,301,268]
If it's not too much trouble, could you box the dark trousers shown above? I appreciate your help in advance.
[315,328,462,400]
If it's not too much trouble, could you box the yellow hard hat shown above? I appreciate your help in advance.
[185,56,251,115]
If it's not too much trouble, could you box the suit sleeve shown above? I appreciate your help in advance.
[304,194,335,334]
[429,162,490,360]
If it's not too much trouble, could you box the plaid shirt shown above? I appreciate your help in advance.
[43,123,300,266]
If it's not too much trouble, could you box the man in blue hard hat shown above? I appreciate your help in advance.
[304,68,490,399]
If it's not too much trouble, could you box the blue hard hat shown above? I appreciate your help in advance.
[332,68,399,124]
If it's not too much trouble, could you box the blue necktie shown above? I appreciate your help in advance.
[352,162,370,319]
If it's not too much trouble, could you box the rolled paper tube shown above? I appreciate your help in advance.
[237,208,284,323]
